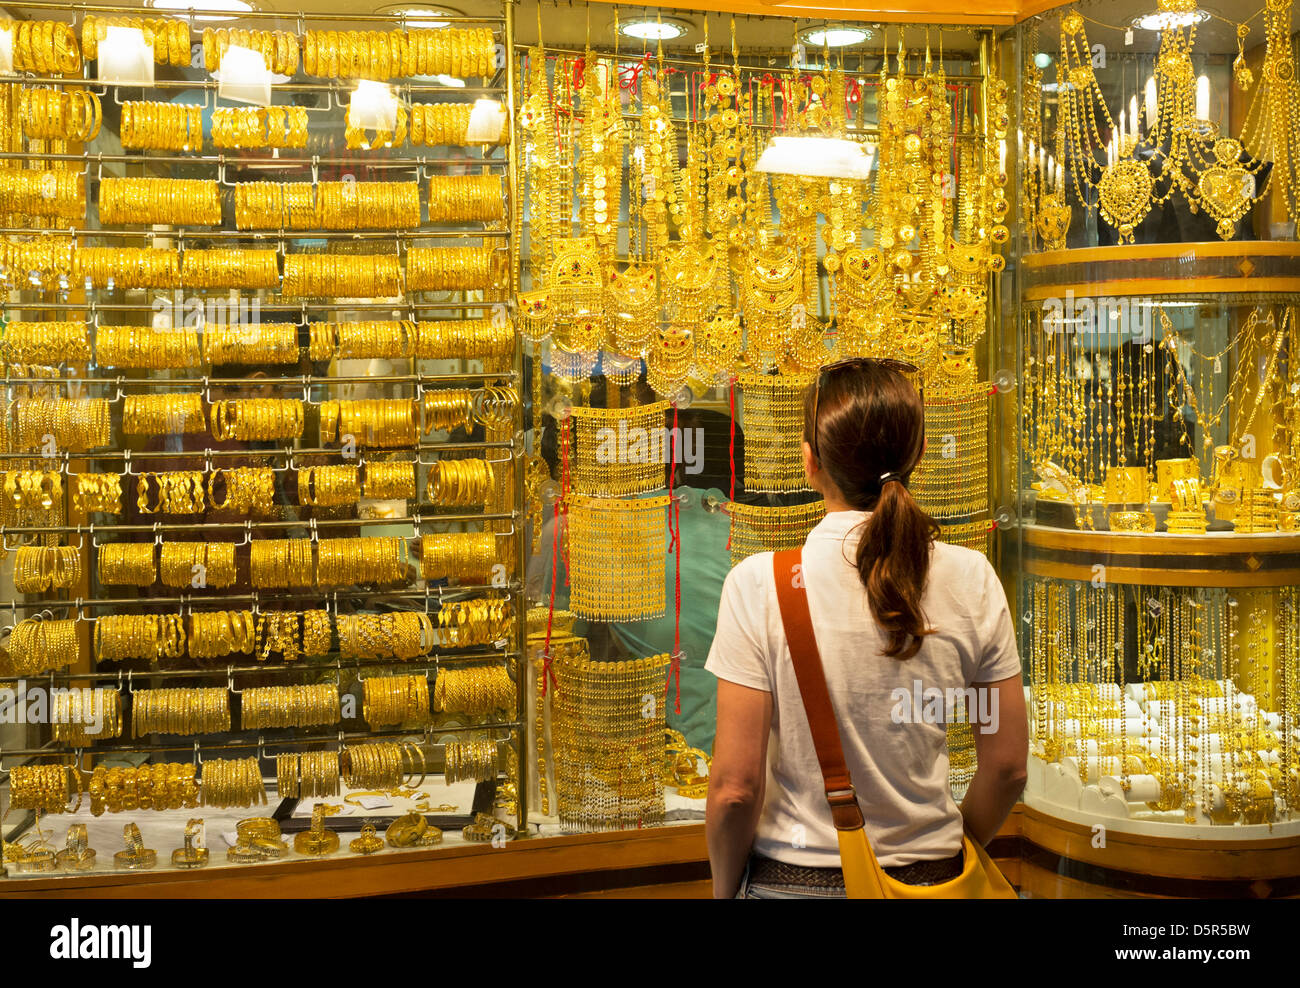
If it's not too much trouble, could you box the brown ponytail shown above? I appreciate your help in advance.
[804,360,939,659]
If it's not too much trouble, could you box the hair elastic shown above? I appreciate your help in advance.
[880,472,903,485]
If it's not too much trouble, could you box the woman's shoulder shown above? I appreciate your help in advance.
[930,540,999,584]
[724,550,778,593]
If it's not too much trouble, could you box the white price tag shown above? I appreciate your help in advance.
[356,795,392,810]
[98,25,155,86]
[0,25,13,76]
[217,44,273,106]
[221,830,240,847]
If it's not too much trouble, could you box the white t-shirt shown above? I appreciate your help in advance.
[705,509,1021,868]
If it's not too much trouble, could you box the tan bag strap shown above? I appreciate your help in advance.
[772,548,866,832]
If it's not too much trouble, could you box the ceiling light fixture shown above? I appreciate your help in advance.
[619,18,690,41]
[1131,8,1210,31]
[375,4,465,29]
[799,25,873,48]
[148,0,253,22]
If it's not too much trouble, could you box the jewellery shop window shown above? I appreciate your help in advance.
[0,2,526,879]
[516,4,1009,834]
[1012,0,1300,848]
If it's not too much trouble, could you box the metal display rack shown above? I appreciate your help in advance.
[0,0,528,876]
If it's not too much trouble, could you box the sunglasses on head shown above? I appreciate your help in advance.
[809,357,921,463]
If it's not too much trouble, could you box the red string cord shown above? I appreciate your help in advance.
[667,403,682,715]
[727,376,736,551]
[559,412,571,586]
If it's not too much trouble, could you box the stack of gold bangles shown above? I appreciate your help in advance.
[87,765,198,816]
[120,101,202,151]
[242,684,340,730]
[421,389,475,433]
[276,751,341,799]
[427,457,495,506]
[201,26,299,75]
[414,318,514,359]
[226,818,289,862]
[405,246,500,291]
[181,249,280,288]
[298,464,361,506]
[159,541,237,588]
[74,473,123,514]
[76,247,180,289]
[9,20,82,73]
[315,181,421,230]
[282,253,401,297]
[13,397,112,451]
[211,106,309,149]
[426,175,505,223]
[336,611,433,660]
[94,614,186,662]
[96,325,201,369]
[210,398,305,441]
[249,538,315,588]
[204,322,300,365]
[97,541,157,587]
[0,170,85,221]
[301,28,494,80]
[410,102,507,146]
[233,181,317,230]
[208,467,276,514]
[8,764,76,812]
[6,617,80,675]
[341,741,426,789]
[136,471,205,514]
[0,240,74,289]
[310,320,415,360]
[437,598,511,647]
[363,675,430,727]
[316,536,409,586]
[363,461,417,500]
[122,394,206,435]
[420,532,497,582]
[187,610,257,659]
[18,87,102,142]
[321,398,417,447]
[52,688,123,745]
[99,178,222,226]
[444,738,498,783]
[12,545,83,593]
[132,688,231,737]
[199,757,267,809]
[82,15,190,66]
[432,663,514,716]
[2,321,91,364]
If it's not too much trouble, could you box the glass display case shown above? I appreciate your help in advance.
[0,0,524,882]
[1009,0,1300,893]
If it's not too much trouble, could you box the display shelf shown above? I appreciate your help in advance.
[0,0,529,886]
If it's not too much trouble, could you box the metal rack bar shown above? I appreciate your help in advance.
[0,441,512,462]
[504,0,527,837]
[0,722,524,762]
[0,151,505,169]
[0,648,522,686]
[0,301,502,312]
[0,226,509,241]
[0,582,520,614]
[3,0,506,23]
[0,372,517,386]
[0,511,516,536]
